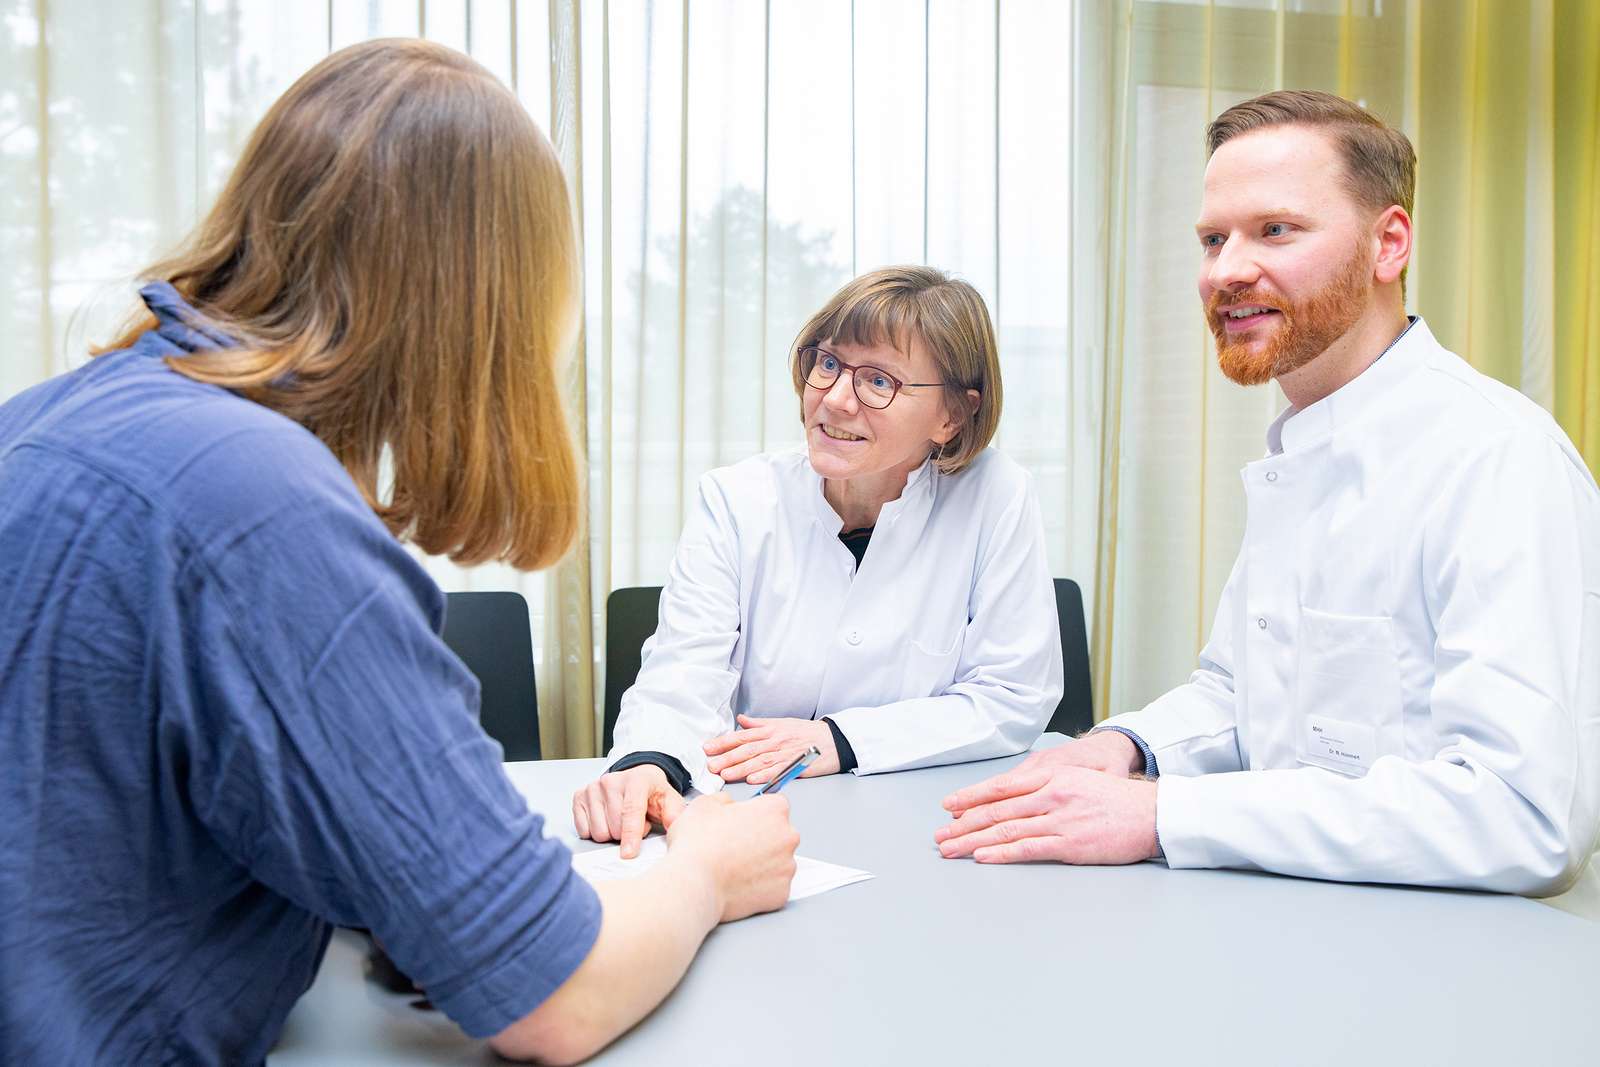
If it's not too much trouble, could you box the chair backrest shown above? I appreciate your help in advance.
[1048,577,1095,736]
[441,591,541,761]
[603,586,664,753]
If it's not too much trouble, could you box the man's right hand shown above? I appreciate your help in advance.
[664,793,799,922]
[572,765,687,858]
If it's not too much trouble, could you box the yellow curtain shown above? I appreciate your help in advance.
[1554,0,1600,474]
[540,0,599,762]
[1412,0,1600,478]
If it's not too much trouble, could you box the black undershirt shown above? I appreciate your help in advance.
[838,525,872,569]
[608,526,872,787]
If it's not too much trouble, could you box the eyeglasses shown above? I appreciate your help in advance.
[798,346,943,410]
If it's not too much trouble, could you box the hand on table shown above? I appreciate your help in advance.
[703,714,840,785]
[572,764,686,858]
[663,792,800,922]
[933,764,1158,865]
[942,729,1144,819]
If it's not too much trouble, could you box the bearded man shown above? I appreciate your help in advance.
[935,89,1600,896]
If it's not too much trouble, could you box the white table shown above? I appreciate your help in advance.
[271,742,1600,1065]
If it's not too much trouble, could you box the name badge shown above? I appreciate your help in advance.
[1300,714,1378,776]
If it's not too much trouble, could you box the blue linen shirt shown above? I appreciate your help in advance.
[0,285,601,1064]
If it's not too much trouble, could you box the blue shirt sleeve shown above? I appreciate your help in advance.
[1091,724,1160,778]
[170,453,600,1039]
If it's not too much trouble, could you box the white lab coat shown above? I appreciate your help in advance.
[609,448,1063,794]
[1107,318,1600,895]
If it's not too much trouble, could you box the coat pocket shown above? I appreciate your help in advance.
[899,623,966,697]
[1294,607,1403,777]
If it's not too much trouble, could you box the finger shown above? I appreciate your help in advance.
[941,768,1049,813]
[656,788,688,827]
[719,748,789,783]
[708,738,782,775]
[974,836,1060,864]
[618,778,649,859]
[743,749,798,785]
[736,714,764,729]
[584,784,613,843]
[704,722,772,756]
[935,792,1054,842]
[705,727,774,760]
[938,814,1058,858]
[571,792,591,840]
[595,780,624,844]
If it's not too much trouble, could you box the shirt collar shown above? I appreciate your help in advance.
[1266,316,1429,456]
[139,281,238,355]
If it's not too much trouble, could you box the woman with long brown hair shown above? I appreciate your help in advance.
[0,39,795,1065]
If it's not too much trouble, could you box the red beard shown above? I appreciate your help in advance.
[1207,245,1373,387]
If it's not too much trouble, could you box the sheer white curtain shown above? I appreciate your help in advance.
[576,0,1110,752]
[7,0,1488,758]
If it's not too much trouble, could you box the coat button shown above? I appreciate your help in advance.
[1265,471,1278,483]
[846,631,862,645]
[1256,617,1267,630]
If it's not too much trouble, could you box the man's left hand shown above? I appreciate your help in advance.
[933,765,1159,865]
[704,715,840,784]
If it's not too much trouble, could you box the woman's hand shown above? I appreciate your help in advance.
[663,793,800,922]
[571,764,687,858]
[703,714,840,784]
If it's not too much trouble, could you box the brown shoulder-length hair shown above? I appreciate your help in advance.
[100,38,580,569]
[789,266,1002,475]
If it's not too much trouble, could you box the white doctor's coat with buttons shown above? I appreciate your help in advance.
[608,448,1063,795]
[1107,319,1600,895]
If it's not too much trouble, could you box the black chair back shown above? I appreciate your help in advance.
[603,586,664,753]
[1048,578,1095,736]
[442,591,541,761]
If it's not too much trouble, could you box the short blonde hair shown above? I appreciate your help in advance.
[789,266,1002,474]
[100,39,580,570]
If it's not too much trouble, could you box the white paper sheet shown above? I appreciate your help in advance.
[569,836,874,901]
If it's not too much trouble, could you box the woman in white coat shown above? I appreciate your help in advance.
[573,266,1063,855]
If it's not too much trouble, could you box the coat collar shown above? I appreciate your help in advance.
[1266,316,1433,456]
[807,450,940,532]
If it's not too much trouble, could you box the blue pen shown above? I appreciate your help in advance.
[752,745,821,796]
